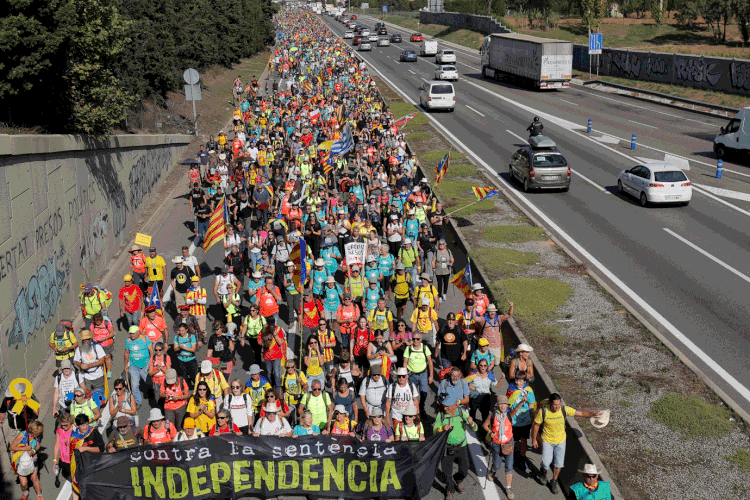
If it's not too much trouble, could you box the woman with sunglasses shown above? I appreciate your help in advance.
[326,404,356,437]
[53,413,75,483]
[466,360,495,432]
[303,336,326,388]
[108,378,137,429]
[69,387,101,425]
[186,382,216,434]
[331,349,361,389]
[209,409,242,436]
[147,342,171,403]
[222,379,254,434]
[394,404,425,442]
[390,320,413,366]
[258,388,292,421]
[332,377,359,422]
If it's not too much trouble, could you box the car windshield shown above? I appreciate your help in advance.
[654,171,688,182]
[431,84,454,94]
[442,66,456,72]
[443,51,454,55]
[405,51,415,55]
[533,153,567,167]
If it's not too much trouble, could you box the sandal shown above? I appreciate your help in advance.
[20,493,28,500]
[37,495,44,500]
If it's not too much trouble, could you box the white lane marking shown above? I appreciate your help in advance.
[664,228,750,284]
[506,130,527,144]
[460,76,750,217]
[593,135,620,144]
[56,480,72,500]
[361,50,750,407]
[570,168,609,193]
[692,186,750,215]
[693,183,750,202]
[466,105,486,117]
[628,119,657,129]
[421,77,429,83]
[581,88,718,126]
[561,99,579,107]
[408,69,416,75]
[466,432,503,500]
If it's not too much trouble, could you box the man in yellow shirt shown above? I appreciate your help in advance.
[410,297,438,348]
[144,247,167,296]
[531,393,603,494]
[49,322,78,367]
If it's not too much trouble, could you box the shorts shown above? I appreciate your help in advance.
[489,347,503,360]
[100,343,115,356]
[513,424,531,440]
[541,440,566,470]
[395,298,408,308]
[174,292,187,307]
[324,309,337,320]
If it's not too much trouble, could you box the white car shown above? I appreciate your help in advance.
[436,50,456,64]
[377,37,390,47]
[359,42,372,52]
[344,30,354,39]
[617,163,692,206]
[435,65,458,81]
[419,81,455,111]
[361,29,370,37]
[369,34,379,42]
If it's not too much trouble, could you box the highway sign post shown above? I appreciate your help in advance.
[588,33,602,79]
[183,68,200,136]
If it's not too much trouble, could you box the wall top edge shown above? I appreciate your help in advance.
[0,134,194,157]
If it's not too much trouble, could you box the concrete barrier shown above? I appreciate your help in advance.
[0,133,192,393]
[419,11,512,34]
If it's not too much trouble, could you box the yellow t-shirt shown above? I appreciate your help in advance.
[145,255,166,281]
[186,397,217,434]
[306,349,324,376]
[194,370,229,400]
[404,345,431,374]
[49,331,77,361]
[533,402,576,445]
[410,307,437,334]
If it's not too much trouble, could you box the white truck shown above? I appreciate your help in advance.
[714,107,750,159]
[420,40,438,57]
[480,33,572,90]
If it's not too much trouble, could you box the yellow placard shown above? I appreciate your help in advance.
[134,233,152,247]
[9,378,40,414]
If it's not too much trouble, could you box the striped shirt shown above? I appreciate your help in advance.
[186,288,207,317]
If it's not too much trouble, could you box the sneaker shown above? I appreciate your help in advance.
[486,472,494,482]
[506,487,514,500]
[107,371,112,379]
[456,482,465,494]
[548,479,559,494]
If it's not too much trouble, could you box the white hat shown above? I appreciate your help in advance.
[472,283,483,291]
[403,238,412,245]
[263,402,279,413]
[402,404,419,416]
[578,464,600,475]
[333,404,347,414]
[326,276,336,283]
[421,296,430,305]
[516,343,533,353]
[172,256,184,263]
[201,359,213,373]
[315,258,325,266]
[247,364,262,375]
[486,304,498,312]
[148,408,165,421]
[590,410,610,429]
[394,367,409,377]
[219,153,227,160]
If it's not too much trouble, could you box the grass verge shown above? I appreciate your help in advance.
[482,225,546,244]
[473,247,539,279]
[649,394,734,438]
[726,449,750,472]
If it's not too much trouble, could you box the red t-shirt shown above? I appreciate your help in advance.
[302,299,323,328]
[139,314,168,343]
[260,326,285,361]
[209,422,241,435]
[351,327,372,357]
[119,285,143,313]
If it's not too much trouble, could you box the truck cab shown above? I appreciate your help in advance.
[714,107,750,159]
[420,40,438,57]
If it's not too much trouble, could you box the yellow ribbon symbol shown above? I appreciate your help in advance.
[9,378,41,414]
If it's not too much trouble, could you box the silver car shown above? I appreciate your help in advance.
[377,37,390,47]
[508,136,570,192]
[359,42,372,51]
[435,65,458,81]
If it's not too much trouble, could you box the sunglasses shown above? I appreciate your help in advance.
[198,388,207,392]
[413,338,422,341]
[585,475,597,479]
[115,387,125,391]
[217,416,228,420]
[398,375,407,378]
[154,349,163,352]
[312,388,322,391]
[232,386,242,389]
[117,425,129,430]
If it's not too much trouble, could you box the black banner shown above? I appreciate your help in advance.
[77,433,449,500]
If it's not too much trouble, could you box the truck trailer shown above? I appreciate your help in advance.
[480,33,572,90]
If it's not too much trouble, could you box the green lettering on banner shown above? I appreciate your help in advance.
[189,465,211,496]
[233,461,253,493]
[347,461,366,492]
[323,458,345,491]
[254,460,275,490]
[381,461,401,491]
[302,459,321,491]
[370,460,378,491]
[167,467,189,498]
[143,467,166,498]
[278,460,299,489]
[131,468,141,497]
[210,462,232,493]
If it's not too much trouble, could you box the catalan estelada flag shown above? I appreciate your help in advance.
[450,261,473,297]
[472,186,502,201]
[435,152,450,185]
[203,196,227,252]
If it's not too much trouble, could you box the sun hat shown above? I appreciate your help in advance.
[420,296,430,305]
[201,360,213,374]
[334,404,347,414]
[516,343,533,353]
[326,276,336,283]
[129,245,141,253]
[396,263,405,270]
[370,407,384,417]
[165,369,178,385]
[60,359,73,370]
[590,409,610,429]
[116,416,130,428]
[252,271,262,278]
[486,304,498,312]
[420,272,431,281]
[148,408,165,422]
[263,403,279,413]
[370,364,382,376]
[394,367,408,377]
[403,238,412,245]
[248,364,262,375]
[172,256,184,263]
[79,330,92,340]
[496,395,510,405]
[578,464,600,475]
[315,258,325,266]
[402,404,419,416]
[472,283,483,291]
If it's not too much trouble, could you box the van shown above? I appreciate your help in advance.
[419,81,455,112]
[420,40,438,57]
[714,106,750,159]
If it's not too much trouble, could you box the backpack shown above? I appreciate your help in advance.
[145,420,173,442]
[302,391,331,408]
[363,376,390,408]
[387,381,418,403]
[282,369,304,402]
[535,401,568,434]
[222,393,252,413]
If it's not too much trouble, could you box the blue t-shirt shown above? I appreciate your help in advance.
[404,218,420,241]
[294,424,321,436]
[323,284,343,312]
[365,264,380,283]
[378,253,395,277]
[125,336,153,368]
[174,333,197,362]
[437,378,470,407]
[471,350,494,367]
[321,246,341,275]
[312,269,329,295]
[363,286,382,312]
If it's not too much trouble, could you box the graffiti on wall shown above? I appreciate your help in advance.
[0,236,31,286]
[129,148,173,212]
[674,57,722,87]
[730,61,750,91]
[5,242,70,348]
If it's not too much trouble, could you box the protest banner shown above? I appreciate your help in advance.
[344,242,366,268]
[77,434,448,500]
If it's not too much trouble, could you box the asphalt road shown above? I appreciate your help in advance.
[323,14,750,420]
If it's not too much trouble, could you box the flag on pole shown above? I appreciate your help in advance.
[202,196,227,252]
[435,152,450,185]
[394,111,418,129]
[331,122,354,155]
[472,186,502,201]
[147,282,164,316]
[289,238,309,288]
[303,80,313,92]
[450,261,473,297]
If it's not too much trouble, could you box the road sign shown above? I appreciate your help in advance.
[183,68,199,85]
[589,33,602,55]
[361,3,369,8]
[383,5,388,12]
[185,84,202,101]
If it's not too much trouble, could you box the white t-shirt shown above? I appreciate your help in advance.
[248,146,259,161]
[387,222,403,243]
[54,371,83,408]
[224,234,241,257]
[216,273,235,295]
[254,416,292,436]
[224,394,253,428]
[360,377,388,413]
[182,255,199,274]
[73,344,106,381]
[387,382,418,422]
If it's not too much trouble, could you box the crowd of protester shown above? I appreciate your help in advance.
[0,7,608,500]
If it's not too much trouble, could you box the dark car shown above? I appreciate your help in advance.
[378,27,387,35]
[400,49,417,62]
[390,33,402,43]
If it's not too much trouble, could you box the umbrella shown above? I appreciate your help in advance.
[289,47,299,52]
[180,158,200,165]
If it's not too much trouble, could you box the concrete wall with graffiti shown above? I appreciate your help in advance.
[420,11,512,35]
[0,134,192,393]
[573,44,750,96]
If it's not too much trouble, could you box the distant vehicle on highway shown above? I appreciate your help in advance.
[435,65,458,81]
[344,30,354,39]
[378,27,387,35]
[369,34,379,42]
[617,163,692,206]
[377,37,390,47]
[436,50,456,64]
[361,29,370,37]
[350,14,357,19]
[419,81,456,112]
[714,106,750,159]
[353,36,362,45]
[400,50,417,62]
[359,42,372,52]
[411,33,424,42]
[508,136,571,192]
[420,40,438,57]
[390,33,402,43]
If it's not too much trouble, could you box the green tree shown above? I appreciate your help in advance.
[580,0,604,33]
[734,0,750,43]
[675,0,704,28]
[701,0,732,41]
[652,0,665,24]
